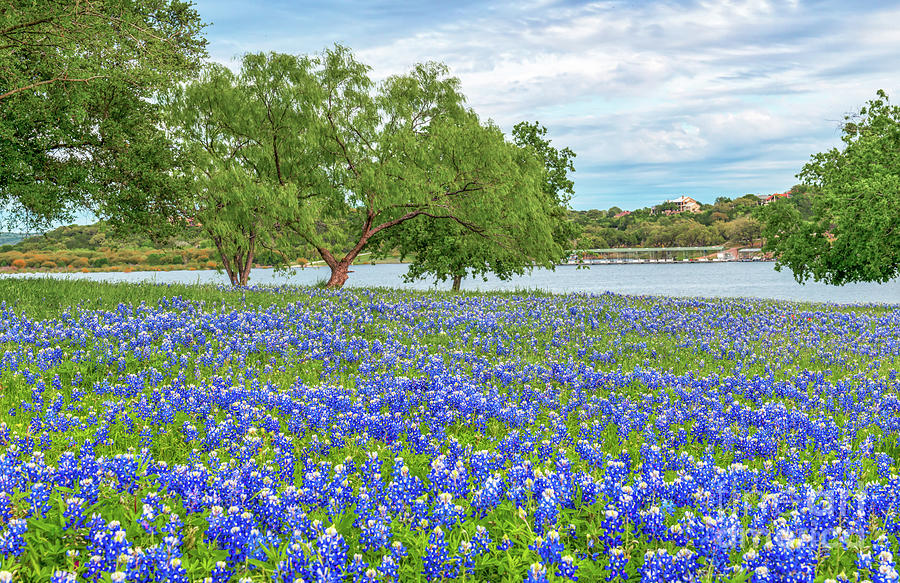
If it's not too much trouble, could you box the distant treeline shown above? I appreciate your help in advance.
[0,223,303,272]
[571,186,816,249]
[2,187,818,272]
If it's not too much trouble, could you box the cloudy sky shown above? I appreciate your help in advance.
[193,0,900,210]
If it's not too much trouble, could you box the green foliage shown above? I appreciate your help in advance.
[165,46,574,288]
[293,48,567,288]
[512,121,579,247]
[656,201,679,213]
[10,223,207,253]
[162,52,322,285]
[758,90,900,284]
[569,196,768,249]
[0,0,207,229]
[381,121,576,289]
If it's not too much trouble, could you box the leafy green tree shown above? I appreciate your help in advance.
[655,201,679,214]
[382,121,576,290]
[162,54,320,285]
[0,0,207,228]
[163,47,568,288]
[722,216,761,245]
[758,90,900,284]
[286,47,565,288]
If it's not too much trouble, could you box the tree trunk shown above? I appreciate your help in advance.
[324,236,367,288]
[208,230,255,286]
[327,261,351,288]
[238,246,254,286]
[451,275,462,291]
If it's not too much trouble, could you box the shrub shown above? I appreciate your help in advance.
[0,251,24,266]
[111,250,144,265]
[41,261,57,269]
[70,257,90,268]
[90,256,110,267]
[11,258,26,269]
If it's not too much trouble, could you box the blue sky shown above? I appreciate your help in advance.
[193,0,900,210]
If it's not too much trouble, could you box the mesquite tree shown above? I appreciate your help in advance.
[163,54,320,285]
[166,47,570,287]
[380,121,577,291]
[289,46,565,287]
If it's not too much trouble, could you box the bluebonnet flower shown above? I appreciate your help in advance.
[534,488,560,534]
[359,515,392,553]
[378,555,399,582]
[63,497,87,530]
[27,482,51,518]
[423,527,454,581]
[557,555,579,581]
[0,519,28,558]
[432,492,464,529]
[524,562,550,583]
[607,547,628,581]
[314,525,348,582]
[50,571,77,583]
[530,530,564,565]
[472,525,493,554]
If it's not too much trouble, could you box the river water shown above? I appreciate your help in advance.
[5,262,899,304]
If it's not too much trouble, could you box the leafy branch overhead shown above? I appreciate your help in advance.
[0,0,208,229]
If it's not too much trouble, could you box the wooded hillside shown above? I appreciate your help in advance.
[571,186,816,249]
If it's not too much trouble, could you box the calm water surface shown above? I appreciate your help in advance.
[6,262,899,305]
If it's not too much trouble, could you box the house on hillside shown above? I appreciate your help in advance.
[652,195,701,215]
[759,192,790,205]
[670,196,701,213]
[613,210,632,219]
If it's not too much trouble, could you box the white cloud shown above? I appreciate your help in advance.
[199,0,900,207]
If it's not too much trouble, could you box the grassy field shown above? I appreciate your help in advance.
[0,278,898,582]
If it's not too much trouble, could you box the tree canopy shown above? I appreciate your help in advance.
[166,47,573,287]
[162,53,320,285]
[0,0,207,229]
[381,121,576,290]
[758,90,900,284]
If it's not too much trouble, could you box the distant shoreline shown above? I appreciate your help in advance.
[0,257,411,276]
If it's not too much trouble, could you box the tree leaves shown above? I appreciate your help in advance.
[758,90,900,285]
[0,0,207,230]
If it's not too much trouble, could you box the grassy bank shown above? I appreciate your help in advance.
[0,279,898,581]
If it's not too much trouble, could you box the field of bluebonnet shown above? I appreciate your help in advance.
[0,279,899,583]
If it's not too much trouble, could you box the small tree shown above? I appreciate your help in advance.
[381,121,577,290]
[758,90,900,284]
[163,54,320,285]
